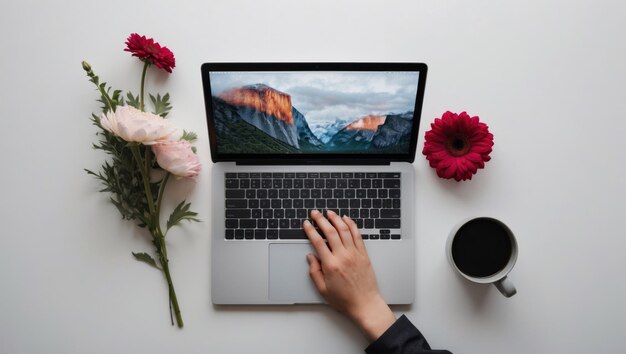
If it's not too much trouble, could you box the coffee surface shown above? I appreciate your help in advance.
[451,218,512,278]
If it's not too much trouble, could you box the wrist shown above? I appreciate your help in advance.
[350,295,396,341]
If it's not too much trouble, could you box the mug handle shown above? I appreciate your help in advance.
[494,276,517,297]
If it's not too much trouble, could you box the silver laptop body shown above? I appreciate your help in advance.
[202,63,428,305]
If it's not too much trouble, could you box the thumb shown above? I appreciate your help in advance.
[306,253,327,295]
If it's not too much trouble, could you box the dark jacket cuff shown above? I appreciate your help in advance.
[365,315,451,354]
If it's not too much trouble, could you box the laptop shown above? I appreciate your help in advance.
[201,63,428,304]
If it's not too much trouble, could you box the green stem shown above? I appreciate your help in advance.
[133,145,182,327]
[82,63,115,112]
[154,174,182,326]
[98,86,115,112]
[155,172,171,237]
[140,61,149,112]
[158,238,183,328]
[144,147,155,222]
[130,62,182,328]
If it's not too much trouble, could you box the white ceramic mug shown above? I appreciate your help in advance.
[446,217,518,297]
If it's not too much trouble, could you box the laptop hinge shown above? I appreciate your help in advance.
[236,159,391,166]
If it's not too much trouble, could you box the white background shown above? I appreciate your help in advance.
[1,0,625,353]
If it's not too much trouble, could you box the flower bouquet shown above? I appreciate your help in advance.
[82,34,201,328]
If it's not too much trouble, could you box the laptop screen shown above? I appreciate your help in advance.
[202,63,427,163]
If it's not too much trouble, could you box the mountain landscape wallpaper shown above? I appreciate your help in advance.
[209,71,420,154]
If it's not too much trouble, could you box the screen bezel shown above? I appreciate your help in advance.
[201,62,428,164]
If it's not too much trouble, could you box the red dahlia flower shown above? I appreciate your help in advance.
[124,33,176,73]
[422,111,494,181]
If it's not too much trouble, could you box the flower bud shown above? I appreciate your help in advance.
[82,61,92,72]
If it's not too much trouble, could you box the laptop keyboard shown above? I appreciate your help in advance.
[224,172,401,240]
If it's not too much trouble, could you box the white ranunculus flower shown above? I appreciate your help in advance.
[100,105,180,144]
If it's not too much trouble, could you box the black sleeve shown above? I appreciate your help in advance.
[365,315,452,354]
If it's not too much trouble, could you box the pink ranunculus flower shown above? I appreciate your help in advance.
[152,140,201,178]
[100,105,180,145]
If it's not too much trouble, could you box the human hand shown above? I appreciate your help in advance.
[304,210,396,341]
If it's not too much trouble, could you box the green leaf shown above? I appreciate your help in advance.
[82,62,118,113]
[90,113,103,130]
[110,197,127,217]
[149,93,172,117]
[166,200,200,232]
[84,168,98,177]
[126,92,140,109]
[111,89,123,106]
[180,130,198,142]
[132,252,160,270]
[86,137,155,228]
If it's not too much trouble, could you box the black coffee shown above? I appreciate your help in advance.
[451,218,512,278]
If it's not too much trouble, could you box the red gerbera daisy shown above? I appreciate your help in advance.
[422,111,494,181]
[124,33,176,73]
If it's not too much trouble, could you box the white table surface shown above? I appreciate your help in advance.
[1,0,625,353]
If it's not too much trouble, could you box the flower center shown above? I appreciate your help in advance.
[446,136,471,156]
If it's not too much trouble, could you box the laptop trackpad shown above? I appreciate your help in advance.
[269,243,324,303]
